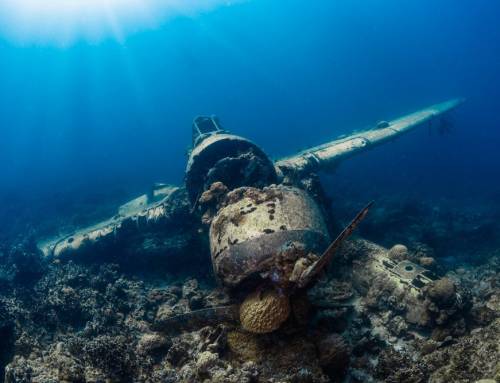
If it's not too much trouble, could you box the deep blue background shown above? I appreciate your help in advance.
[0,0,499,234]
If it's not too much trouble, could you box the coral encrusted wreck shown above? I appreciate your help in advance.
[1,189,499,383]
[2,100,499,382]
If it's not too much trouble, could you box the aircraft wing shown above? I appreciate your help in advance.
[38,185,190,258]
[275,98,464,176]
[38,98,464,259]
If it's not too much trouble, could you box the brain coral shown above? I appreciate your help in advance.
[427,277,456,305]
[239,289,291,334]
[387,244,409,261]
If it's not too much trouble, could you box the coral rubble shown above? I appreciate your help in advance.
[0,193,499,382]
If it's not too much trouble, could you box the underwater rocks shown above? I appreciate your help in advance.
[426,277,456,306]
[137,332,170,352]
[316,334,350,379]
[1,260,158,382]
[0,302,14,383]
[0,255,337,383]
[345,241,498,382]
[0,259,259,381]
[225,329,328,382]
[0,217,498,382]
[349,238,471,331]
[0,242,46,288]
[342,196,500,265]
[375,318,500,383]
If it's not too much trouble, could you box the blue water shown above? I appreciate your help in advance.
[1,0,499,239]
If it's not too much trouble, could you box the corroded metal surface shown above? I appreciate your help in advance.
[36,99,465,275]
[185,133,277,203]
[276,99,464,176]
[298,201,373,288]
[370,255,437,296]
[349,238,437,299]
[39,186,183,258]
[210,185,330,286]
[214,230,328,287]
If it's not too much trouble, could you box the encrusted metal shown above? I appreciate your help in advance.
[209,185,330,287]
[275,99,464,177]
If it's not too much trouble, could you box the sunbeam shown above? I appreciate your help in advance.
[0,0,243,46]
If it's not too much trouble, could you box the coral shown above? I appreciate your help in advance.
[419,256,436,267]
[291,292,312,326]
[316,334,350,378]
[406,302,432,327]
[166,338,191,367]
[375,348,428,382]
[374,305,499,383]
[425,318,500,382]
[387,244,409,262]
[136,333,171,356]
[0,242,46,287]
[420,277,470,328]
[239,289,291,334]
[308,278,354,305]
[199,182,229,225]
[486,294,500,312]
[291,368,315,383]
[80,335,137,381]
[387,315,409,336]
[53,349,85,383]
[426,277,456,306]
[182,278,205,310]
[199,182,228,205]
[362,274,401,311]
[226,330,262,361]
[195,350,219,375]
[290,257,310,283]
[0,208,498,383]
[0,303,14,383]
[147,288,179,306]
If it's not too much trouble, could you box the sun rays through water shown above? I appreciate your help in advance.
[0,0,242,46]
